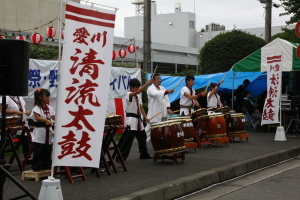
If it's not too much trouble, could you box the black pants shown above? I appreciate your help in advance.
[32,142,52,171]
[118,129,150,161]
[16,135,30,158]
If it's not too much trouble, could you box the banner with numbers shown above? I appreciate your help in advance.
[53,1,116,167]
[261,54,282,125]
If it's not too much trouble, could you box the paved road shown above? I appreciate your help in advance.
[2,130,300,200]
[177,157,300,200]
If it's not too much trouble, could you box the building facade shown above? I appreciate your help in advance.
[0,0,80,39]
[125,2,199,49]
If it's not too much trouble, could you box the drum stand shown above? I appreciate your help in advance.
[228,133,249,142]
[194,118,212,149]
[91,125,127,177]
[54,166,87,184]
[109,126,127,172]
[0,96,37,200]
[184,141,197,152]
[208,137,229,147]
[5,127,27,173]
[153,151,185,164]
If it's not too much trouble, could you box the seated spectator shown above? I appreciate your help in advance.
[242,90,262,128]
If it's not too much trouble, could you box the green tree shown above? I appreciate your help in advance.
[170,65,198,76]
[279,0,300,24]
[198,30,265,74]
[271,29,300,43]
[29,44,59,60]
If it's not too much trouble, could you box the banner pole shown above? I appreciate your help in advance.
[50,0,63,179]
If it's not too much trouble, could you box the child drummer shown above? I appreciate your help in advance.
[117,78,153,161]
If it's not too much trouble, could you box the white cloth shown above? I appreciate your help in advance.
[0,96,25,118]
[207,91,221,108]
[0,96,28,135]
[179,86,195,115]
[30,105,55,144]
[124,92,144,131]
[147,85,170,123]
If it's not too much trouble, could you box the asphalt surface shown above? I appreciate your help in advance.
[3,129,300,200]
[178,157,300,200]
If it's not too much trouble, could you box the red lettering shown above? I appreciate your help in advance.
[57,130,77,159]
[73,27,90,45]
[65,79,101,106]
[72,131,92,160]
[62,105,95,131]
[264,98,275,108]
[91,31,107,47]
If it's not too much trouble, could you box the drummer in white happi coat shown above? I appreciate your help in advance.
[147,73,174,122]
[145,74,173,141]
[207,80,224,109]
[180,75,207,116]
[0,96,31,158]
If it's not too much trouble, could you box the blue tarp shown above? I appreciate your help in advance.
[147,71,265,103]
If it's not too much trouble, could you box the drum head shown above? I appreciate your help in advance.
[168,116,190,120]
[208,113,224,118]
[230,113,244,117]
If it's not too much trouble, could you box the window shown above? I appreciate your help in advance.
[189,21,195,29]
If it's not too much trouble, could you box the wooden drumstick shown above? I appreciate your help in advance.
[222,71,226,80]
[173,78,185,90]
[149,112,162,120]
[205,81,210,92]
[107,112,114,117]
[172,110,180,113]
[47,121,55,126]
[152,65,158,79]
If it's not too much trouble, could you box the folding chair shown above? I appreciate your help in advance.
[286,118,300,134]
[242,107,256,130]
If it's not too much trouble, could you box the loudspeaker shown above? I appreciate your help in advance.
[288,71,300,94]
[0,39,29,96]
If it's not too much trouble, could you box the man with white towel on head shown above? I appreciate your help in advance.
[145,73,174,141]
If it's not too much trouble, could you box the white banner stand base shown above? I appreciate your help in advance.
[274,126,287,141]
[38,177,63,200]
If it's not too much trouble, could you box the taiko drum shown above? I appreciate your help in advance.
[191,108,208,121]
[168,117,195,142]
[150,120,185,155]
[215,106,230,118]
[226,113,246,135]
[206,113,227,138]
[1,116,21,129]
[105,115,122,126]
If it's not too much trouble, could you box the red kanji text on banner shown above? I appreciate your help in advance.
[53,1,116,168]
[261,54,282,125]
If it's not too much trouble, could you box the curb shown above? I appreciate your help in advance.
[110,145,300,200]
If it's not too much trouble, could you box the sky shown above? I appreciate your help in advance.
[81,0,292,37]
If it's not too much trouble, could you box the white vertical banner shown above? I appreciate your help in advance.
[53,1,116,167]
[261,54,282,125]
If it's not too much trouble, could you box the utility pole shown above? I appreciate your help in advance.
[264,0,272,43]
[143,0,151,73]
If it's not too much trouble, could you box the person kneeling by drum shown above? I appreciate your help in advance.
[180,75,207,116]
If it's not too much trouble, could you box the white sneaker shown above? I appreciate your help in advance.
[253,121,259,129]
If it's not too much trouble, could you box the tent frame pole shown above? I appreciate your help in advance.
[231,71,236,110]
